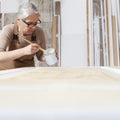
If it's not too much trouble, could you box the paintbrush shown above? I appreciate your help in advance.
[17,34,45,52]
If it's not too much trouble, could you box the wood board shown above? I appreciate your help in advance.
[0,67,120,120]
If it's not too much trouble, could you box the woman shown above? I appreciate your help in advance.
[0,2,46,70]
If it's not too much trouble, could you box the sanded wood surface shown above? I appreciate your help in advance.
[0,67,120,81]
[0,67,120,119]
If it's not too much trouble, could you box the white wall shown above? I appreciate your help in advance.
[61,0,87,66]
[0,0,28,13]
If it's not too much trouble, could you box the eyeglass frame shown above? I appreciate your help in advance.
[22,19,41,26]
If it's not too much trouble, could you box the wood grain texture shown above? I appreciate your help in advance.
[86,0,90,66]
[55,1,61,15]
[105,0,110,66]
[0,67,120,119]
[112,16,118,66]
[52,16,57,49]
[0,67,120,81]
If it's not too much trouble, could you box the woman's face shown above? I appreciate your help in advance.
[18,13,40,35]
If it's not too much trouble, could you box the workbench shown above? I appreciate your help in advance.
[0,67,120,120]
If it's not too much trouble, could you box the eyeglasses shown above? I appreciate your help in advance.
[22,19,41,26]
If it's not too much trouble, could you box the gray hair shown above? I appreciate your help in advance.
[17,2,39,19]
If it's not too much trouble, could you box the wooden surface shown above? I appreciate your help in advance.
[105,0,110,65]
[55,1,61,15]
[112,16,118,66]
[52,16,57,49]
[86,0,90,66]
[0,67,120,120]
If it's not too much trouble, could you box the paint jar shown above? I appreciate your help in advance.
[44,48,57,66]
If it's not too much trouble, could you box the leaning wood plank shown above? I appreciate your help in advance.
[105,0,110,66]
[86,0,90,66]
[55,1,61,15]
[52,16,57,49]
[112,16,118,66]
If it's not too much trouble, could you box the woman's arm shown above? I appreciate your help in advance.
[0,43,40,62]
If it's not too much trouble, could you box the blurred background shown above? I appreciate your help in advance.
[0,0,120,67]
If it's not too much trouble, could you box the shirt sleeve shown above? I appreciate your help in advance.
[0,25,13,51]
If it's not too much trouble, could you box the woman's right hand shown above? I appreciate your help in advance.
[22,43,40,55]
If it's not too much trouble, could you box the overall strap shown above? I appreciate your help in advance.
[13,22,19,41]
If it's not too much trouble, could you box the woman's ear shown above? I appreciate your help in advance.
[16,16,21,21]
[16,17,21,25]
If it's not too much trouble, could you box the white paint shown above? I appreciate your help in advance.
[44,48,58,66]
